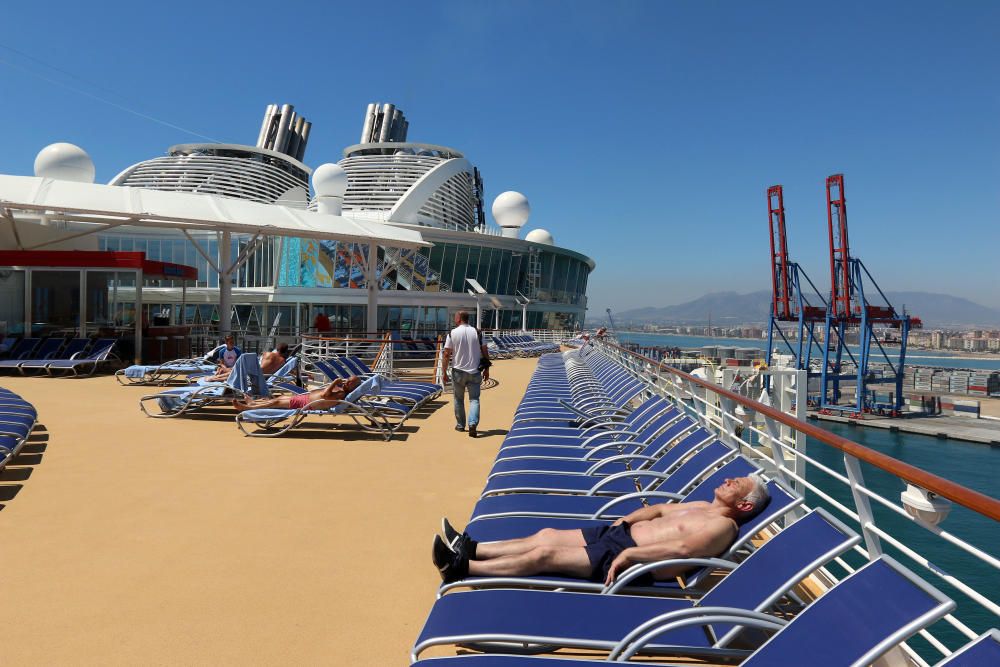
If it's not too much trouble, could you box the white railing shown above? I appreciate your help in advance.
[592,338,1000,665]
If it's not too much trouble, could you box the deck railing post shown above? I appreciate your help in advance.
[844,454,883,558]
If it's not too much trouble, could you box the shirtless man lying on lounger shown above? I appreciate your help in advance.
[432,474,770,585]
[233,376,362,412]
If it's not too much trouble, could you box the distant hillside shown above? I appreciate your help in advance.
[613,291,1000,328]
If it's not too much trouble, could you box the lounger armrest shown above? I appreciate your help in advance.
[584,454,656,474]
[604,557,736,593]
[611,606,787,661]
[587,470,670,495]
[580,429,641,448]
[590,491,684,518]
[584,441,645,458]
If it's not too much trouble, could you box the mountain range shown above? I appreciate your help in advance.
[610,291,1000,328]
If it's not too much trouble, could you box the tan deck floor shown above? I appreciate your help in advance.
[0,357,539,665]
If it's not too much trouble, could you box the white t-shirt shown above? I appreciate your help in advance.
[445,323,482,373]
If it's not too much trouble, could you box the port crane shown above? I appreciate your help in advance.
[765,184,828,383]
[819,174,919,415]
[605,308,618,334]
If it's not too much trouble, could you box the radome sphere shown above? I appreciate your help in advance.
[492,191,530,228]
[525,228,554,245]
[34,143,95,183]
[312,163,348,198]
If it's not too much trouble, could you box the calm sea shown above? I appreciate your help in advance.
[618,331,1000,371]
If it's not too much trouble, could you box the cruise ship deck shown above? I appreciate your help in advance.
[0,358,539,664]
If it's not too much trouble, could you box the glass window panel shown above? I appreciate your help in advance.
[31,270,81,336]
[0,270,25,335]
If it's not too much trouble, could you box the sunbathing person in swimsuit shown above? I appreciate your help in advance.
[260,343,291,375]
[233,376,363,412]
[432,474,770,585]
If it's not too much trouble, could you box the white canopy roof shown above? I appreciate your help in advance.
[0,174,429,249]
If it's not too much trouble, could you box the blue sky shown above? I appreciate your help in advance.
[1,1,998,313]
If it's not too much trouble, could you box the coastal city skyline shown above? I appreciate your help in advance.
[1,1,998,318]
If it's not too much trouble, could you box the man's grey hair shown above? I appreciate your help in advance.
[739,473,771,522]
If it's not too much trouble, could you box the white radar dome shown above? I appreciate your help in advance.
[492,191,530,229]
[34,142,95,183]
[312,163,348,198]
[525,228,554,245]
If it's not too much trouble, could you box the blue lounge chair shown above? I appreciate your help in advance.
[17,338,90,374]
[470,456,756,521]
[315,358,440,406]
[489,419,699,477]
[440,478,803,598]
[413,508,866,662]
[0,337,41,363]
[934,628,1000,666]
[413,556,954,666]
[45,338,118,376]
[116,358,218,385]
[0,337,65,372]
[139,353,266,417]
[481,434,729,498]
[234,374,414,440]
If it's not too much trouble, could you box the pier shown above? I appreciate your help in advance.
[808,411,1000,446]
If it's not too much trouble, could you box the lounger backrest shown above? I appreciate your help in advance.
[646,440,734,492]
[330,374,383,414]
[679,457,758,501]
[346,356,373,375]
[11,338,40,359]
[680,478,804,589]
[644,427,711,471]
[33,337,66,360]
[934,629,1000,666]
[88,338,117,360]
[326,357,355,378]
[698,508,860,645]
[61,338,90,358]
[744,556,955,667]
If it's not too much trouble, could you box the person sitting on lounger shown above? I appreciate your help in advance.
[232,376,363,412]
[432,474,770,585]
[200,335,243,382]
[260,343,290,375]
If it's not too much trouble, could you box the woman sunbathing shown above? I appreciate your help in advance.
[233,376,363,412]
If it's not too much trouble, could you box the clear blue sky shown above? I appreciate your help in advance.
[1,1,998,312]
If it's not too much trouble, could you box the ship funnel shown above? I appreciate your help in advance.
[359,102,409,144]
[257,103,312,161]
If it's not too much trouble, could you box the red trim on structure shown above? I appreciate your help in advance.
[0,250,198,281]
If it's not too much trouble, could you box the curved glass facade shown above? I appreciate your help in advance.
[99,227,591,333]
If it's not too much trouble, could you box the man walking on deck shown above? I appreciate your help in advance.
[442,311,490,438]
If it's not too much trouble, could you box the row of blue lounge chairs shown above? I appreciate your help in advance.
[131,352,442,440]
[0,337,118,376]
[411,350,999,665]
[0,386,37,472]
[489,335,560,359]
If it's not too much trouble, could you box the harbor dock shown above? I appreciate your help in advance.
[808,411,1000,446]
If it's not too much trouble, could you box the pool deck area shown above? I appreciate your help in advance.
[0,357,539,664]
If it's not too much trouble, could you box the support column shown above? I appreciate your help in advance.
[134,268,143,364]
[219,231,232,336]
[366,242,378,335]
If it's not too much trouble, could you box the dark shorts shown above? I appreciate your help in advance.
[581,522,653,584]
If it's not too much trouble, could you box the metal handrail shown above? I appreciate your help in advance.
[598,339,1000,521]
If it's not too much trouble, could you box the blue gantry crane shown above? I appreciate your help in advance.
[819,174,920,416]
